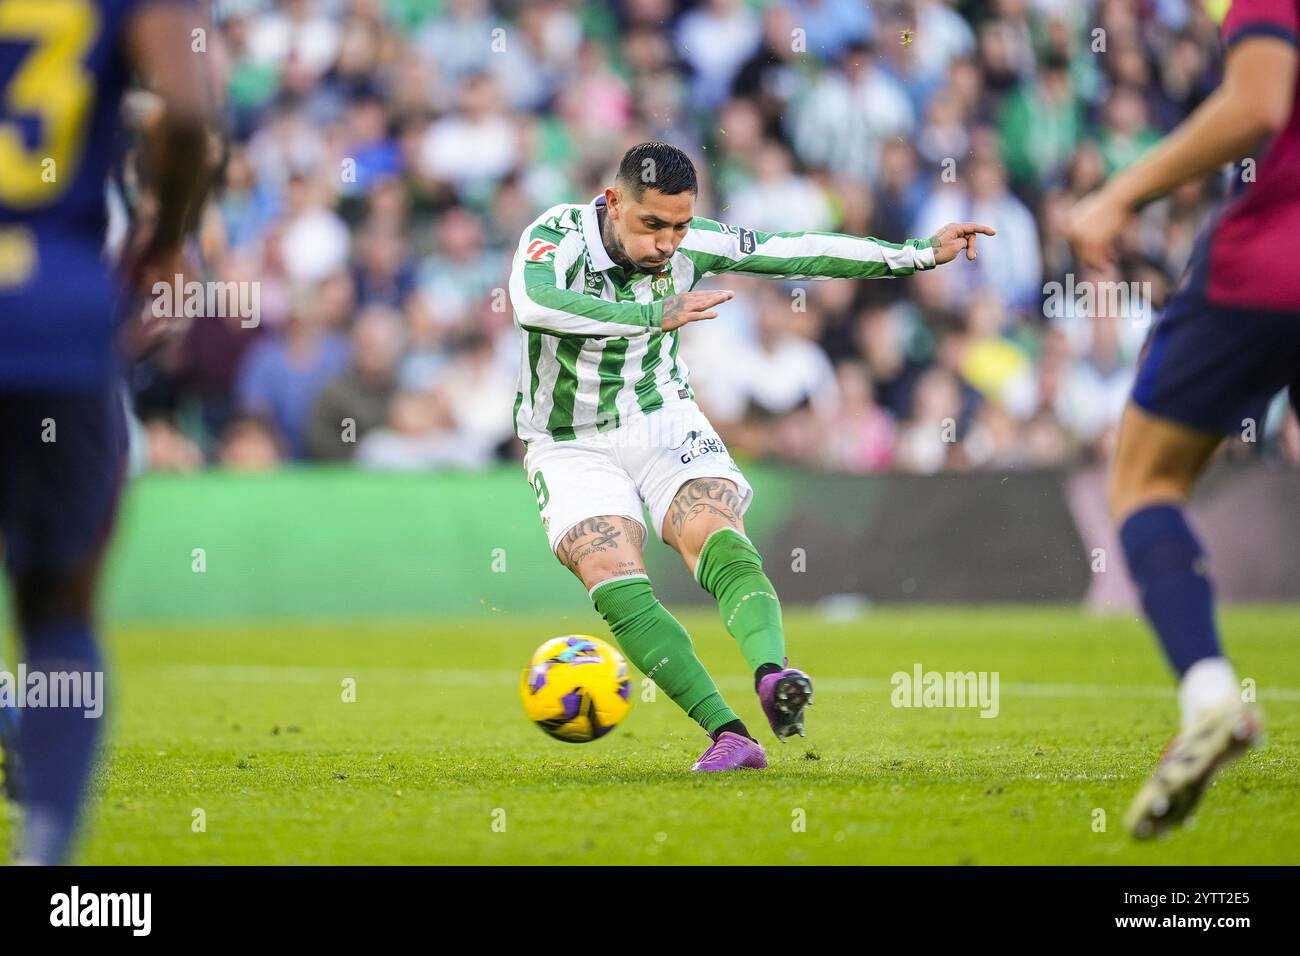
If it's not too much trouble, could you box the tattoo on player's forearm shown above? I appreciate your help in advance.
[669,479,742,536]
[661,295,683,329]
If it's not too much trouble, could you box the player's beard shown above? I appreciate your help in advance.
[599,207,653,274]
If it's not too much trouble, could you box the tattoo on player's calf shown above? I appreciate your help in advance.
[669,479,742,536]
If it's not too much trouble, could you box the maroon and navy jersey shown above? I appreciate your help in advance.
[1207,0,1300,310]
[0,0,145,388]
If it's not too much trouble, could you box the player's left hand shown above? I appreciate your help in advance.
[119,224,193,359]
[929,221,997,265]
[1067,190,1129,270]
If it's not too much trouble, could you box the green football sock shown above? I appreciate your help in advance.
[695,529,786,673]
[591,576,738,735]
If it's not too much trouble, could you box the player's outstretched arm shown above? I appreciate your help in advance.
[1069,28,1297,268]
[511,223,733,337]
[121,0,217,291]
[678,217,991,281]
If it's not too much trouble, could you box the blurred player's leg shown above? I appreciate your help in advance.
[11,563,107,865]
[0,672,19,804]
[1110,403,1260,838]
[663,478,813,742]
[0,389,122,864]
[1111,404,1237,722]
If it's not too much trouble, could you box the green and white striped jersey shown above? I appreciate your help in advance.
[510,197,936,443]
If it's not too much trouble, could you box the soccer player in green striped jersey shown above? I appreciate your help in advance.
[512,142,994,772]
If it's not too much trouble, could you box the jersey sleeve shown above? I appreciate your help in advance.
[678,218,937,281]
[509,222,662,339]
[1222,0,1299,48]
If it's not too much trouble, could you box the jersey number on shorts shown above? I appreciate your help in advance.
[0,0,101,208]
[531,470,550,511]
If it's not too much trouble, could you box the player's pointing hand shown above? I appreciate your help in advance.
[929,221,997,265]
[661,289,733,331]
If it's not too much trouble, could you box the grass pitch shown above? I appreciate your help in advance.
[4,605,1298,865]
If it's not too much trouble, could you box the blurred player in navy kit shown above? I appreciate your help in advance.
[1069,0,1299,838]
[0,0,212,863]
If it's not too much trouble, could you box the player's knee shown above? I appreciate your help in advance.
[572,553,642,592]
[1108,466,1194,525]
[552,515,647,590]
[10,566,98,635]
[665,478,744,553]
[1110,406,1220,524]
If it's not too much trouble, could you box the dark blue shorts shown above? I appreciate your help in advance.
[0,384,127,573]
[1132,283,1300,435]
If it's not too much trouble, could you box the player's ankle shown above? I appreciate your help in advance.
[1178,657,1239,729]
[713,719,754,742]
[754,662,782,690]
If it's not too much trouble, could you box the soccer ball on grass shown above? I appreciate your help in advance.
[520,635,632,742]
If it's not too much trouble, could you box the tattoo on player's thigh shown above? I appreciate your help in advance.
[555,516,642,575]
[669,479,742,536]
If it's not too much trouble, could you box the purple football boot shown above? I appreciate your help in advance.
[758,667,814,741]
[690,731,768,772]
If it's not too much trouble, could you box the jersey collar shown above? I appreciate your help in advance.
[582,194,618,273]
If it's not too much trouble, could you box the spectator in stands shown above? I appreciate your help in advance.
[120,0,1295,475]
[308,305,405,461]
[236,286,350,459]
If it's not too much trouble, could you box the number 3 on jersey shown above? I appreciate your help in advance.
[0,0,101,208]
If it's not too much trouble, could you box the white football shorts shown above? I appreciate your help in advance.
[522,402,754,554]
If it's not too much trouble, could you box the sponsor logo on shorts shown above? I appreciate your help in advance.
[677,429,727,465]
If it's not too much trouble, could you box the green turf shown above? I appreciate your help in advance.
[3,605,1298,864]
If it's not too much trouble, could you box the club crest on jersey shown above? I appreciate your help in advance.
[651,270,673,298]
[526,239,557,262]
[676,429,727,464]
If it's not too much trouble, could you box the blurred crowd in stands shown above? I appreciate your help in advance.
[126,0,1300,474]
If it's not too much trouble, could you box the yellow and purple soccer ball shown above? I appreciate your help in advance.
[520,635,632,742]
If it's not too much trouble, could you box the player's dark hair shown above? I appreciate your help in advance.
[616,142,697,199]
